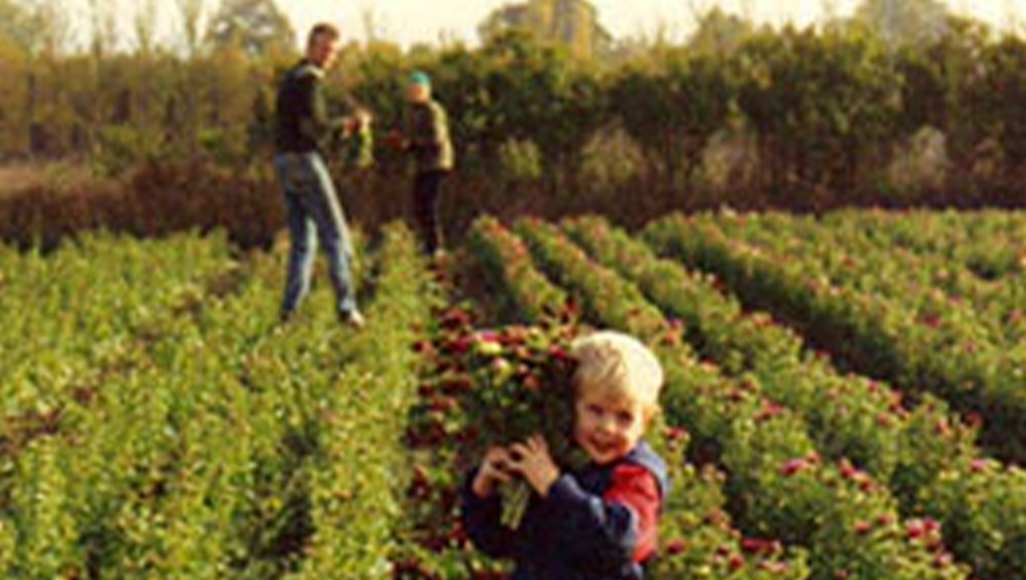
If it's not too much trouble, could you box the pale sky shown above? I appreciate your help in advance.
[61,0,1025,51]
[331,0,1023,46]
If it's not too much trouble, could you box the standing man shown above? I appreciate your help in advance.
[274,22,364,328]
[399,71,454,258]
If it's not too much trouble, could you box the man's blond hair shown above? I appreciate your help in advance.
[570,330,663,412]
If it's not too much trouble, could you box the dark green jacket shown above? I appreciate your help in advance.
[275,59,351,155]
[404,99,454,173]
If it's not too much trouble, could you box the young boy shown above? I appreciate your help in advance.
[397,70,454,257]
[461,331,668,580]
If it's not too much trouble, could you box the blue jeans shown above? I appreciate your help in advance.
[274,152,357,318]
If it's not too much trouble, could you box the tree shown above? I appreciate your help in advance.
[854,0,951,48]
[733,25,903,202]
[0,0,71,56]
[0,29,29,155]
[205,0,295,59]
[973,36,1026,180]
[87,0,118,57]
[132,0,160,55]
[0,0,36,54]
[687,6,753,58]
[478,30,608,188]
[176,0,206,56]
[893,16,990,168]
[610,48,733,191]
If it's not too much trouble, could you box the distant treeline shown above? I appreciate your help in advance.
[2,19,1026,246]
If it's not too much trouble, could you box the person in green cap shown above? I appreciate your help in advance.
[394,70,455,257]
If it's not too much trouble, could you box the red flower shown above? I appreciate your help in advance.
[547,344,569,360]
[906,519,926,540]
[727,553,745,571]
[474,329,501,343]
[781,458,807,476]
[853,520,872,535]
[411,339,433,353]
[758,561,789,572]
[664,538,687,555]
[923,517,940,534]
[704,509,729,528]
[754,400,785,422]
[740,537,779,554]
[665,426,687,441]
[933,551,953,568]
[964,412,983,428]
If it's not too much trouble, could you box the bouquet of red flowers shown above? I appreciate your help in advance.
[455,324,588,528]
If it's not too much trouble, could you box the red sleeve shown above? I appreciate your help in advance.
[603,463,661,562]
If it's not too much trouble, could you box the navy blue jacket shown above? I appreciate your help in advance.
[461,442,668,580]
[274,59,355,155]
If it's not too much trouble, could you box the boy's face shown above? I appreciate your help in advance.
[407,82,429,102]
[573,390,649,465]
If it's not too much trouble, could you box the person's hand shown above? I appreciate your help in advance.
[508,435,560,498]
[471,446,515,498]
[382,129,408,150]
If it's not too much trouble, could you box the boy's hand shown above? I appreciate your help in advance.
[382,129,407,150]
[472,446,514,498]
[508,435,560,498]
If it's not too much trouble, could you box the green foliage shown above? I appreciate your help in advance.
[0,0,39,55]
[610,48,733,187]
[732,25,903,199]
[480,31,607,179]
[973,36,1026,171]
[9,12,1026,207]
[6,212,1026,580]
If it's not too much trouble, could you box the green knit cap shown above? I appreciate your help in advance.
[409,70,431,87]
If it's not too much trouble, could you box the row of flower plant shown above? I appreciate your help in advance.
[713,211,1023,348]
[513,217,967,580]
[642,213,1026,465]
[567,215,1026,580]
[821,209,1026,281]
[464,215,572,325]
[1,223,434,580]
[0,232,239,417]
[562,215,976,493]
[642,213,1026,579]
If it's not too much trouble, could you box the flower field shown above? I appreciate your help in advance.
[1,211,1025,580]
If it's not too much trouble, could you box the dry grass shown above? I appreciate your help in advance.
[0,162,112,199]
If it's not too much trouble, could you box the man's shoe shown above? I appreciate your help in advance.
[341,309,366,329]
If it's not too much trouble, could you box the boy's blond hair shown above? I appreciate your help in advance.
[570,330,663,416]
